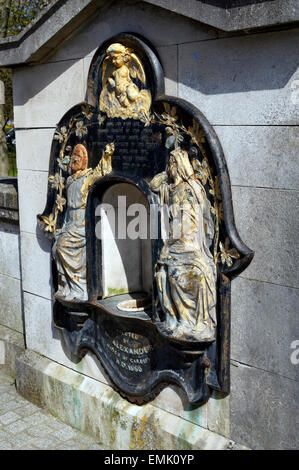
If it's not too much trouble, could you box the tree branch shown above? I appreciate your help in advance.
[0,0,12,39]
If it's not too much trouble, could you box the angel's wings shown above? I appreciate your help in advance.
[101,50,146,87]
[101,55,115,89]
[128,53,146,84]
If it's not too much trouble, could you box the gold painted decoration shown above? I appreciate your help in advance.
[149,147,217,342]
[79,142,115,206]
[40,106,107,234]
[37,34,254,404]
[99,43,152,120]
[151,102,235,265]
[52,142,115,302]
[38,33,253,405]
[219,237,240,267]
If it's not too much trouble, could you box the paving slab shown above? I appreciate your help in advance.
[0,370,106,450]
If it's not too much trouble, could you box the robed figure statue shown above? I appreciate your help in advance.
[52,142,115,301]
[149,147,217,342]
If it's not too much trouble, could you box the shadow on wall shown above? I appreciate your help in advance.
[12,59,82,108]
[200,0,275,7]
[35,224,53,298]
[179,29,299,95]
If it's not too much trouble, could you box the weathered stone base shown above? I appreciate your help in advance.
[0,318,249,449]
[0,325,25,378]
[15,350,248,450]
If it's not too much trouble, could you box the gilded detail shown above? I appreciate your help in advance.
[150,147,217,342]
[99,43,151,120]
[52,142,115,301]
[219,237,240,267]
[40,105,106,233]
[37,34,254,405]
[151,102,231,264]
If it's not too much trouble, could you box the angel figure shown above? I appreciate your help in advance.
[99,43,151,120]
[52,142,115,302]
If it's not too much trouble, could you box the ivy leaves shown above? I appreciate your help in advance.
[219,238,240,267]
[165,126,184,149]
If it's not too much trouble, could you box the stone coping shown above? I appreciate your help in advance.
[0,0,298,66]
[0,178,19,225]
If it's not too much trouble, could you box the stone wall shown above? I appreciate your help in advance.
[0,180,23,334]
[8,0,299,449]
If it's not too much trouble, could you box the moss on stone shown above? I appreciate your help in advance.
[107,287,127,296]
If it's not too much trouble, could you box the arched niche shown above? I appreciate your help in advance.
[100,182,152,300]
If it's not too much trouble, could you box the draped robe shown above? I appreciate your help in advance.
[150,151,217,342]
[53,158,110,301]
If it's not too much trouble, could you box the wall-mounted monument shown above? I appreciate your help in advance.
[38,34,254,405]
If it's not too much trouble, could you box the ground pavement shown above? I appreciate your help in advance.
[0,370,105,450]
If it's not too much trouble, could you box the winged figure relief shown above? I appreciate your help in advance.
[99,43,152,120]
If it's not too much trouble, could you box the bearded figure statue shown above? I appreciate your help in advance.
[52,142,115,301]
